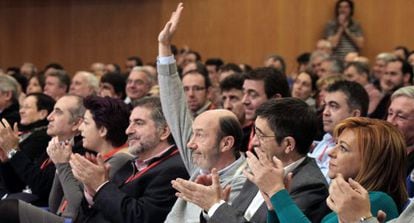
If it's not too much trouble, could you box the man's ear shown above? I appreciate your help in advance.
[38,109,49,120]
[352,109,361,117]
[159,125,171,141]
[220,136,235,153]
[403,73,411,85]
[99,126,108,138]
[206,86,212,95]
[71,117,83,132]
[283,136,296,154]
[2,91,12,101]
[272,93,282,99]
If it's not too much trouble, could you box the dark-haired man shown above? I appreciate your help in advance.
[242,66,291,151]
[174,98,331,223]
[220,74,251,152]
[43,69,70,101]
[309,80,369,183]
[380,58,413,94]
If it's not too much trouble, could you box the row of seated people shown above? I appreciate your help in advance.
[0,3,414,223]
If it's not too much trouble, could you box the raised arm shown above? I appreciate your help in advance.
[157,3,197,174]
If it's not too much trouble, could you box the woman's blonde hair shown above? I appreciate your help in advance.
[334,117,408,210]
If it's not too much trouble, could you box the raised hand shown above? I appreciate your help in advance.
[158,3,184,56]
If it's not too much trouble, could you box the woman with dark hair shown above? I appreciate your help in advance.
[247,117,407,222]
[47,95,132,221]
[26,73,46,94]
[324,0,364,59]
[0,96,132,223]
[0,93,55,204]
[291,71,318,109]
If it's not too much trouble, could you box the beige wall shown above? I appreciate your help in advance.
[0,0,413,75]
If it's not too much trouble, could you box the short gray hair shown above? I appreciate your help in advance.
[64,94,86,123]
[130,66,154,86]
[75,71,99,94]
[0,75,19,101]
[391,86,414,101]
[376,53,397,63]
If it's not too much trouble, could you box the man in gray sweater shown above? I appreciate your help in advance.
[157,3,247,223]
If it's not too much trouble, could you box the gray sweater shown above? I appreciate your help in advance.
[158,62,247,223]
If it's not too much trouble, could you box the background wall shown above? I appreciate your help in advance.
[0,0,413,75]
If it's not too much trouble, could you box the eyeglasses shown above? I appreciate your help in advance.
[254,127,276,141]
[183,86,206,92]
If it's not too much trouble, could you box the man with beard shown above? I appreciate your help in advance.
[70,97,189,223]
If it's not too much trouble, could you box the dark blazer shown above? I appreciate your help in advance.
[207,157,330,223]
[0,134,85,206]
[0,101,20,126]
[75,147,189,223]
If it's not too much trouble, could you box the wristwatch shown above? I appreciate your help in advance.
[7,148,18,159]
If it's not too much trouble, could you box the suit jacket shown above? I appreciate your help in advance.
[75,147,189,223]
[208,157,330,223]
[206,180,267,223]
[0,100,20,126]
[0,120,50,196]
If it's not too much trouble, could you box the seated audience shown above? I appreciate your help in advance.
[173,98,330,223]
[0,93,54,201]
[71,97,189,223]
[309,80,368,183]
[0,95,83,206]
[250,117,407,222]
[0,95,131,222]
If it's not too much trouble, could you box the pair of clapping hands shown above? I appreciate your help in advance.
[47,136,110,196]
[171,147,290,211]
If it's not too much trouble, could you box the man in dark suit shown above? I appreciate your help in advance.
[173,98,330,223]
[70,97,189,223]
